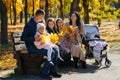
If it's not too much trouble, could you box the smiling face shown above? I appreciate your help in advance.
[57,19,63,27]
[38,26,45,34]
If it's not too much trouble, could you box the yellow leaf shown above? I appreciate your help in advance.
[58,31,64,38]
[50,33,59,44]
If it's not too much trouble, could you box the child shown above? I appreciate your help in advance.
[46,18,57,34]
[34,23,63,65]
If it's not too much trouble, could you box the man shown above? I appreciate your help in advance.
[21,9,61,79]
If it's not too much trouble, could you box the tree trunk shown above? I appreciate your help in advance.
[20,11,23,23]
[0,0,8,45]
[32,0,34,16]
[98,19,101,27]
[83,0,89,24]
[12,0,17,25]
[10,3,13,25]
[119,22,120,29]
[24,0,28,25]
[45,0,48,21]
[59,0,64,19]
[70,0,80,16]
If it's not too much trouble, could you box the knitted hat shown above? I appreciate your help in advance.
[37,23,45,30]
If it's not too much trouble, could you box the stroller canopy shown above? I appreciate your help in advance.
[84,24,99,39]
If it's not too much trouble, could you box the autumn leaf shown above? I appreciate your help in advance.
[61,25,69,34]
[50,33,59,44]
[41,33,50,44]
[68,26,77,34]
[58,31,64,38]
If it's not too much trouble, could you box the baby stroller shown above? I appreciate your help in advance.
[83,24,111,67]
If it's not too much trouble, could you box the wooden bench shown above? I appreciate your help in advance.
[11,32,46,75]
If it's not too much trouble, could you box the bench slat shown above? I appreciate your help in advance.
[12,32,22,37]
[14,37,25,44]
[15,44,27,51]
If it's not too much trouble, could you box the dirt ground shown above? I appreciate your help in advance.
[0,42,120,80]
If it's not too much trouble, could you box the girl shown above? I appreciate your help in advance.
[56,18,63,33]
[34,23,63,65]
[46,18,57,34]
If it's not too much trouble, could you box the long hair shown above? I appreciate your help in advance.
[56,18,63,33]
[46,18,57,33]
[69,11,81,30]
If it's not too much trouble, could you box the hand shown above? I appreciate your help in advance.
[35,36,41,41]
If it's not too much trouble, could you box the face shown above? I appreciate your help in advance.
[57,20,63,27]
[48,21,55,29]
[71,13,77,21]
[38,26,44,34]
[36,14,44,23]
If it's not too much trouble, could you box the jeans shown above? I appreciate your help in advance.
[41,47,58,74]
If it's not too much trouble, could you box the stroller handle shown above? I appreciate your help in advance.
[86,39,105,42]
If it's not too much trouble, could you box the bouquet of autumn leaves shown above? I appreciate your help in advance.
[40,25,77,44]
[61,25,77,35]
[40,32,64,44]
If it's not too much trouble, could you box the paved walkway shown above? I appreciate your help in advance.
[0,46,120,80]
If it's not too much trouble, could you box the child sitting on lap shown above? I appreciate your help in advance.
[34,23,63,65]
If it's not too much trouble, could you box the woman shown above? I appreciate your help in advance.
[66,11,86,69]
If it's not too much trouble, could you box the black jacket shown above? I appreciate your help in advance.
[21,18,47,54]
[46,27,57,34]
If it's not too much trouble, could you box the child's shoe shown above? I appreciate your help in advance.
[49,61,54,66]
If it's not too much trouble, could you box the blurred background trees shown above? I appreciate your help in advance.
[0,0,120,45]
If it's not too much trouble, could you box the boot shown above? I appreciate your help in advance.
[80,60,87,69]
[73,57,79,68]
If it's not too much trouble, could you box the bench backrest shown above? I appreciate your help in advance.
[11,32,28,54]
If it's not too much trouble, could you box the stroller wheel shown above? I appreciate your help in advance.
[94,60,102,68]
[105,59,112,67]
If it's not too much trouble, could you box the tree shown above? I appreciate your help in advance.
[0,0,8,45]
[32,0,34,16]
[59,0,64,19]
[45,0,48,21]
[20,11,23,23]
[83,0,89,24]
[24,0,28,25]
[70,0,80,15]
[12,0,17,25]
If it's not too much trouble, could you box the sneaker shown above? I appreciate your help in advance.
[50,72,62,78]
[49,61,54,66]
[40,72,52,80]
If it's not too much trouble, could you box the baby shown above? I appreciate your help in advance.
[34,23,63,65]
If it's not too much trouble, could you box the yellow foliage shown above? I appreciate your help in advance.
[41,34,50,44]
[58,31,64,38]
[16,0,24,14]
[50,33,59,44]
[61,25,77,35]
[40,33,59,44]
[61,25,69,34]
[68,26,77,35]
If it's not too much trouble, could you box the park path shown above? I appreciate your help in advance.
[0,45,120,80]
[53,46,120,80]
